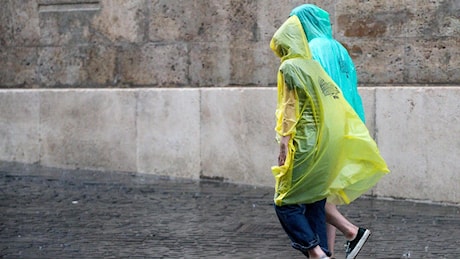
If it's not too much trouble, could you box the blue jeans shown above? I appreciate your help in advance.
[274,199,330,257]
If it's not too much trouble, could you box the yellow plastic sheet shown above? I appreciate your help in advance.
[270,16,389,206]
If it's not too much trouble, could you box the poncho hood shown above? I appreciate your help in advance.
[290,4,333,40]
[270,15,312,62]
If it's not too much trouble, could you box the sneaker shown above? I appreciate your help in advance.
[345,228,371,259]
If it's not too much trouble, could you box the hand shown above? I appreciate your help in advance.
[278,135,291,166]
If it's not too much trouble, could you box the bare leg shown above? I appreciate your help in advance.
[325,202,358,241]
[308,245,329,259]
[326,223,336,257]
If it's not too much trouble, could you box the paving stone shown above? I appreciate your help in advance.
[0,163,459,258]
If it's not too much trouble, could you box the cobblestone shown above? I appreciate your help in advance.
[0,163,459,258]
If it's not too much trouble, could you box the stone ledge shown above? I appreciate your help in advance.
[0,86,459,203]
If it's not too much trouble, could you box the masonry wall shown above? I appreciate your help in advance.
[1,0,459,204]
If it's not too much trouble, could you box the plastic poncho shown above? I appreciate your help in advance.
[290,4,366,123]
[270,15,389,206]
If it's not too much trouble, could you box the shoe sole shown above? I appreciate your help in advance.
[346,229,371,259]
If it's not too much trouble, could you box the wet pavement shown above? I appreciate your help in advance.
[1,162,459,259]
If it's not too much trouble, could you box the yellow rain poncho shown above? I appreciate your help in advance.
[270,16,389,206]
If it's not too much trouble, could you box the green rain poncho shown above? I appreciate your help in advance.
[270,15,389,206]
[290,4,366,122]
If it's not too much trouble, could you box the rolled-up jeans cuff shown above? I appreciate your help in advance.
[291,237,320,252]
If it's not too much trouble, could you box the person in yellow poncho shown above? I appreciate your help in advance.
[270,15,389,259]
[290,4,374,258]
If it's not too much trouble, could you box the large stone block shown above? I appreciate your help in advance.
[0,47,38,87]
[334,0,459,85]
[38,4,99,46]
[119,43,189,86]
[335,0,410,39]
[256,0,335,41]
[0,90,40,163]
[374,87,460,203]
[200,88,277,186]
[38,46,87,87]
[405,38,460,84]
[404,0,460,38]
[85,45,117,85]
[358,87,376,138]
[187,5,294,88]
[189,42,230,87]
[227,0,258,44]
[6,0,41,46]
[341,38,405,84]
[252,44,280,87]
[92,0,146,43]
[37,45,117,87]
[0,1,13,46]
[39,89,137,172]
[137,89,200,179]
[148,0,230,43]
[229,42,278,87]
[0,0,40,47]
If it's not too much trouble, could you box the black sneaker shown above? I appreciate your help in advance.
[345,228,371,259]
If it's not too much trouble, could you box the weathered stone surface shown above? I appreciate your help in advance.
[38,6,98,46]
[38,47,83,86]
[251,43,279,87]
[38,47,87,86]
[92,0,146,43]
[335,0,410,38]
[405,38,460,84]
[200,88,277,186]
[0,1,13,46]
[404,0,460,38]
[39,90,137,172]
[0,47,38,87]
[0,0,41,46]
[85,44,117,85]
[2,166,459,258]
[334,0,459,85]
[229,42,277,86]
[1,0,458,87]
[189,42,230,87]
[9,0,41,46]
[137,89,200,179]
[257,0,334,42]
[374,87,460,203]
[1,86,460,203]
[227,0,258,44]
[358,87,376,138]
[358,87,377,196]
[148,0,230,43]
[37,45,117,87]
[344,38,405,84]
[0,90,40,163]
[119,43,189,86]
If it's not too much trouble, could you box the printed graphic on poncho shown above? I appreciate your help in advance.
[318,77,340,99]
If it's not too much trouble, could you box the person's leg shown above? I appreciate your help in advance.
[304,199,330,256]
[325,202,371,259]
[326,223,337,257]
[325,202,358,240]
[275,203,329,258]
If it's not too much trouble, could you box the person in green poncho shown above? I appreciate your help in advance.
[270,10,389,260]
[290,4,373,258]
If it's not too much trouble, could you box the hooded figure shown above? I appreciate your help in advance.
[270,15,389,207]
[290,4,366,123]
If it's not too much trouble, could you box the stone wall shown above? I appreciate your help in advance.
[1,0,459,88]
[1,0,459,204]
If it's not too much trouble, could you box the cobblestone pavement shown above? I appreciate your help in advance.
[1,163,459,259]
